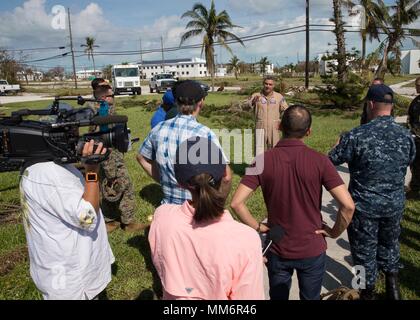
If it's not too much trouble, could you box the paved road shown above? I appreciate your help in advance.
[390,79,417,98]
[0,85,242,105]
[262,115,412,300]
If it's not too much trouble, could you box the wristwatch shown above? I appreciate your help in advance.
[85,172,98,182]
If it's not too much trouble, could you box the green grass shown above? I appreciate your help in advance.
[0,94,419,300]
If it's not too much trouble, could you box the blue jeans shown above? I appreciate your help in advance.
[267,251,326,300]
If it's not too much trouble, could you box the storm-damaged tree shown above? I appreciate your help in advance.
[180,0,244,91]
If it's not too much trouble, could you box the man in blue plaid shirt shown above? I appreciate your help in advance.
[137,80,232,205]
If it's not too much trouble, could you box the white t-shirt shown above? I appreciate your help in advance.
[20,162,115,300]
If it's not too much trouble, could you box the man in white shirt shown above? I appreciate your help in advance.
[20,140,115,300]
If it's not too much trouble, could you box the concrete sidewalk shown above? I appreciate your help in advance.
[263,159,412,300]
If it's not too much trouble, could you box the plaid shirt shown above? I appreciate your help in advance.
[139,114,223,204]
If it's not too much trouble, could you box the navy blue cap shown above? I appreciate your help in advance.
[366,84,394,103]
[174,136,226,187]
[173,80,207,105]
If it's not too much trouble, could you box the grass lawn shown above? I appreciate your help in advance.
[0,93,419,299]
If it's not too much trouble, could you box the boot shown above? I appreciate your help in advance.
[359,287,376,300]
[385,272,401,300]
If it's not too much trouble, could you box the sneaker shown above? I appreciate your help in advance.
[106,221,121,233]
[121,222,148,233]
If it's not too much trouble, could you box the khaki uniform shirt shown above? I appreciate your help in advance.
[250,91,288,154]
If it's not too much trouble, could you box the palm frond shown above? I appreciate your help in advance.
[180,29,204,45]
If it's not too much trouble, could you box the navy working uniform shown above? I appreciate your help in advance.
[408,94,420,193]
[329,116,415,290]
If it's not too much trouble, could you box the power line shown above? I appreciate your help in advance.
[1,46,68,52]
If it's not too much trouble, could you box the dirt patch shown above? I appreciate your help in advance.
[0,203,21,225]
[0,246,28,276]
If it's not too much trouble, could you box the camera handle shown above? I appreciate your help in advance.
[81,148,111,165]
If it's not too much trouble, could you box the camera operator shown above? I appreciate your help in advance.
[19,140,115,300]
[92,81,146,233]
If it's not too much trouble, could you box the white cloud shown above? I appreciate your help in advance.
[0,0,415,71]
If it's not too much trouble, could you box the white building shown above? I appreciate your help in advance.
[401,49,420,75]
[255,63,274,75]
[215,66,227,77]
[138,57,208,79]
[76,69,103,80]
[17,70,44,82]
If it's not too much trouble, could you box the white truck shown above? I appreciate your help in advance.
[111,64,141,95]
[0,80,20,95]
[149,73,177,93]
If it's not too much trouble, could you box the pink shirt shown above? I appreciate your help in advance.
[148,201,265,300]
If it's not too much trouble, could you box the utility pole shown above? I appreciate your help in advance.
[305,0,310,89]
[161,36,165,73]
[67,8,77,89]
[140,38,143,84]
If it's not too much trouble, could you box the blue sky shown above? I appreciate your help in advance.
[0,0,417,72]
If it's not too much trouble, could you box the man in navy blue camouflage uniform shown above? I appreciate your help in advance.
[329,84,416,300]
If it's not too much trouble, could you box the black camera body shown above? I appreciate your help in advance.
[0,97,130,172]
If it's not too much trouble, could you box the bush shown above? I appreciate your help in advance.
[314,72,368,110]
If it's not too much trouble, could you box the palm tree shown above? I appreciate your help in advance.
[345,0,387,68]
[81,37,98,76]
[180,0,244,91]
[332,0,348,82]
[259,57,270,76]
[375,0,420,78]
[227,55,241,79]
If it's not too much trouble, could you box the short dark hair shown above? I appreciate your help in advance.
[94,85,112,100]
[91,78,106,90]
[372,77,384,84]
[263,75,275,83]
[281,105,312,139]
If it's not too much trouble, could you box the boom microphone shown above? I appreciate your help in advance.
[91,115,128,126]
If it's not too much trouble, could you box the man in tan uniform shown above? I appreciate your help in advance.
[250,76,289,155]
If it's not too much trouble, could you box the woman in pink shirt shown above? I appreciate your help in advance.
[148,136,265,300]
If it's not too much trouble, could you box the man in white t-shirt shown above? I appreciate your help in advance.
[20,140,115,300]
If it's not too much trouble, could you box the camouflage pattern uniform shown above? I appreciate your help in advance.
[88,99,136,225]
[408,95,420,193]
[100,149,136,225]
[329,116,416,289]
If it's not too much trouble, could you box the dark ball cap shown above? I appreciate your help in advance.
[173,80,207,105]
[366,84,394,103]
[174,136,226,187]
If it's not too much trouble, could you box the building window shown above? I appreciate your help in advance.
[176,65,179,68]
[200,71,202,75]
[186,71,189,75]
[182,65,185,68]
[182,72,185,75]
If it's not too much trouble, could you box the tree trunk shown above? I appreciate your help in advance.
[361,31,367,69]
[375,44,389,79]
[333,0,347,82]
[92,54,96,76]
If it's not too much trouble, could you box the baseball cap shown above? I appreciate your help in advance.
[174,136,226,187]
[173,80,207,105]
[162,90,175,106]
[366,84,394,103]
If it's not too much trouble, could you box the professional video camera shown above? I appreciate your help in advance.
[0,96,132,172]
